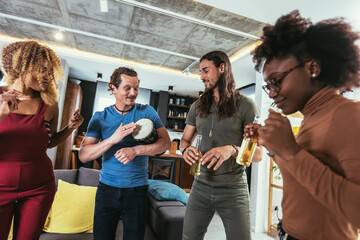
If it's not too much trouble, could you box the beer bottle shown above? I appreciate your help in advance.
[236,115,260,167]
[189,134,202,176]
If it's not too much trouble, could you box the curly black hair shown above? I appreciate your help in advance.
[252,10,360,89]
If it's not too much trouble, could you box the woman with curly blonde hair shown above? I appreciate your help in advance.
[0,40,83,239]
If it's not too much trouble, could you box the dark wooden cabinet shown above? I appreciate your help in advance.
[150,91,197,132]
[166,94,196,131]
[166,104,189,131]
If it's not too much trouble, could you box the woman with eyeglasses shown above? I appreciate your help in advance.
[249,10,360,240]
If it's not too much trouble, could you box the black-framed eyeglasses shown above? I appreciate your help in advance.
[262,62,306,95]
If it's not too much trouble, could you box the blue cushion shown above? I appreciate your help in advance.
[148,180,188,205]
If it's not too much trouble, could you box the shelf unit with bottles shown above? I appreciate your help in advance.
[150,91,197,132]
[166,94,196,132]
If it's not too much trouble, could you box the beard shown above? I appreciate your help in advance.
[204,74,222,91]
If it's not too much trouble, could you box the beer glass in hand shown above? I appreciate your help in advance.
[189,134,202,176]
[236,115,260,167]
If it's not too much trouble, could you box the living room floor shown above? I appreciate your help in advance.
[204,212,276,240]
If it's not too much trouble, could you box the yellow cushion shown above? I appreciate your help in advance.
[43,179,97,233]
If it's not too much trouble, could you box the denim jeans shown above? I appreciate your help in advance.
[93,182,148,240]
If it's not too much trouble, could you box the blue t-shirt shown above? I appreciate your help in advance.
[86,103,163,188]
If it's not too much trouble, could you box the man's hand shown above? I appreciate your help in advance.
[114,147,137,164]
[182,146,200,166]
[109,122,137,144]
[201,145,234,170]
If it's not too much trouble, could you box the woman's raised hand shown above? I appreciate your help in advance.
[0,89,29,116]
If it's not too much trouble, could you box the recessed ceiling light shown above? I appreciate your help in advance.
[54,30,64,41]
[168,86,173,92]
[97,73,102,80]
[100,0,108,12]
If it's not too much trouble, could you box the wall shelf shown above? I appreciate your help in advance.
[167,116,186,120]
[170,128,184,132]
[168,103,190,108]
[166,94,197,131]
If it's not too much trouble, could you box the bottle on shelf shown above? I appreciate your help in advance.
[236,115,260,167]
[75,132,86,148]
[189,134,202,176]
[180,98,185,105]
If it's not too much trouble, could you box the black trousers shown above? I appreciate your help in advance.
[93,182,148,240]
[277,221,298,240]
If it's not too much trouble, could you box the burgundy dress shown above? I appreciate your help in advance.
[0,88,56,239]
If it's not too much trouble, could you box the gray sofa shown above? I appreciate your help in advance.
[40,167,186,240]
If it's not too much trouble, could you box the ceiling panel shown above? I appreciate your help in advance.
[202,8,264,36]
[125,28,181,53]
[65,0,135,28]
[0,0,266,95]
[69,14,129,40]
[130,8,198,41]
[0,0,63,25]
[186,25,245,50]
[122,44,172,66]
[75,34,125,58]
[133,0,212,19]
[161,55,196,72]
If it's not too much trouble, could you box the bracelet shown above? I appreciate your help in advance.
[267,150,275,157]
[231,144,239,158]
[181,146,190,155]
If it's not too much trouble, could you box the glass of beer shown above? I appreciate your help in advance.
[190,134,202,176]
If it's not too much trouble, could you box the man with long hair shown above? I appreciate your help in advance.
[181,51,262,240]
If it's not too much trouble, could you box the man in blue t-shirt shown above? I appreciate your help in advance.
[79,67,171,240]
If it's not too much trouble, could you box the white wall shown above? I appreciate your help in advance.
[250,71,272,232]
[240,84,256,102]
[343,88,360,101]
[46,59,69,165]
[232,55,257,90]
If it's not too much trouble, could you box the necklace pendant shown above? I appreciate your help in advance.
[209,130,213,137]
